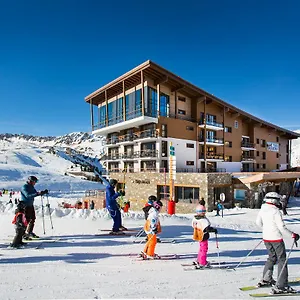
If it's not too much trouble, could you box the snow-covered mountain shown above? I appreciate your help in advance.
[291,130,300,167]
[0,132,106,191]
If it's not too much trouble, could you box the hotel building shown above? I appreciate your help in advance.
[85,60,299,175]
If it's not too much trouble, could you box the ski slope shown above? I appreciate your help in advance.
[0,193,300,299]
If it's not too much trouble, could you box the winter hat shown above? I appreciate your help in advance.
[264,192,282,206]
[196,205,206,214]
[148,195,157,205]
[153,200,163,210]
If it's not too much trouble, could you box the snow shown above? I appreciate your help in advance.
[1,192,300,299]
[0,134,300,299]
[291,130,300,167]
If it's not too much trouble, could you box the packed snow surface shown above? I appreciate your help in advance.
[1,193,300,299]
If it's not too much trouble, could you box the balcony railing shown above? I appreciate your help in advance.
[199,138,224,144]
[241,155,255,161]
[106,129,158,145]
[103,150,158,161]
[199,154,224,160]
[198,120,224,128]
[107,167,227,173]
[241,141,255,148]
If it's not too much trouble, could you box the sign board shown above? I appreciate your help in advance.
[170,145,175,156]
[267,142,279,152]
[220,193,226,202]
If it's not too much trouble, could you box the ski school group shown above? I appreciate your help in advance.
[8,176,300,297]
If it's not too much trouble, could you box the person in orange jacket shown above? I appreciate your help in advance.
[141,199,163,259]
[10,202,28,248]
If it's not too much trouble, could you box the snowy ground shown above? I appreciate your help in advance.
[0,194,300,299]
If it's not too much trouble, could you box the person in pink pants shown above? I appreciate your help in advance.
[192,205,218,268]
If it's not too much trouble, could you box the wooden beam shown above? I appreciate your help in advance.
[105,90,108,127]
[123,80,126,121]
[232,112,240,118]
[171,85,184,92]
[90,100,94,131]
[154,75,168,86]
[197,96,206,103]
[224,107,230,113]
[175,91,178,119]
[141,70,144,116]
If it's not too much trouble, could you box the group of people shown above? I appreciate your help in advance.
[8,176,300,295]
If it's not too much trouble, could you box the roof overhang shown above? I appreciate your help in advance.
[85,60,300,139]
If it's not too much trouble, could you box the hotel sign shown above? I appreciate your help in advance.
[267,142,279,152]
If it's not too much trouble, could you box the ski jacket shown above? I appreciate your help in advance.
[105,184,120,211]
[192,215,215,241]
[256,203,293,242]
[12,212,28,229]
[20,183,38,206]
[144,207,161,234]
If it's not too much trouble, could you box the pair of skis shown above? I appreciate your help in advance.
[239,278,300,298]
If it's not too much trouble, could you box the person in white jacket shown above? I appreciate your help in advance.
[256,192,299,294]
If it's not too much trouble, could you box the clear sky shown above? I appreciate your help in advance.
[1,0,300,136]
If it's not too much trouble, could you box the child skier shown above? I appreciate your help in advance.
[256,192,299,294]
[192,204,218,268]
[141,199,163,259]
[10,202,28,248]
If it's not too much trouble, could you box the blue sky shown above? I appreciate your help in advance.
[0,0,299,136]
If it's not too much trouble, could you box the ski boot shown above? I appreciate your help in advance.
[109,230,125,235]
[271,286,297,294]
[257,279,276,288]
[119,226,128,231]
[28,232,40,239]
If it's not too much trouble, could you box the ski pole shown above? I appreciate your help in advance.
[41,195,46,235]
[46,194,54,230]
[215,233,221,268]
[276,240,296,286]
[232,239,263,271]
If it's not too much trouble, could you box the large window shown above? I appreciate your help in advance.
[125,89,142,120]
[175,186,199,204]
[160,92,170,117]
[234,189,246,200]
[146,87,157,117]
[99,105,106,127]
[108,97,123,125]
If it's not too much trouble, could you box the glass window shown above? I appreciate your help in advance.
[224,126,232,133]
[178,96,186,102]
[178,109,186,115]
[186,143,194,148]
[186,161,194,165]
[161,141,168,157]
[186,126,194,131]
[175,186,199,204]
[161,124,167,137]
[146,87,157,117]
[157,185,170,200]
[234,120,238,128]
[160,92,170,117]
[234,189,246,200]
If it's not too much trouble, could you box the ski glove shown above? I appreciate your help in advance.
[40,189,49,196]
[119,190,125,196]
[292,233,299,241]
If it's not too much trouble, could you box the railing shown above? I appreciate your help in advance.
[106,129,158,145]
[198,120,224,128]
[107,167,227,173]
[241,141,255,148]
[241,155,255,161]
[199,138,224,144]
[168,113,196,122]
[199,154,224,160]
[103,150,159,161]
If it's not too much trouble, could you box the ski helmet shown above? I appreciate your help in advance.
[196,205,206,214]
[28,175,38,183]
[263,192,282,206]
[153,200,163,210]
[109,179,118,186]
[148,195,157,204]
[16,202,25,212]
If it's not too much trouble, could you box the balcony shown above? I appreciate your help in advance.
[199,154,224,161]
[241,155,256,163]
[198,120,224,131]
[106,129,158,146]
[102,150,158,161]
[241,141,256,150]
[199,137,224,146]
[92,108,158,136]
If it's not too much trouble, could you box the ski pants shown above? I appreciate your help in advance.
[25,205,36,234]
[263,241,288,288]
[144,234,157,256]
[198,240,208,266]
[12,226,26,246]
[109,208,121,232]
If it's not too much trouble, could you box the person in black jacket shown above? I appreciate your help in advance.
[10,202,28,248]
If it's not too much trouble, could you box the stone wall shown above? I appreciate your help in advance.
[109,172,233,213]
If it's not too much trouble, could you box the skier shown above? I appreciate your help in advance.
[20,176,48,239]
[281,195,288,216]
[216,200,223,217]
[141,199,163,259]
[143,195,157,220]
[256,192,299,294]
[10,202,28,248]
[105,179,126,235]
[192,204,218,269]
